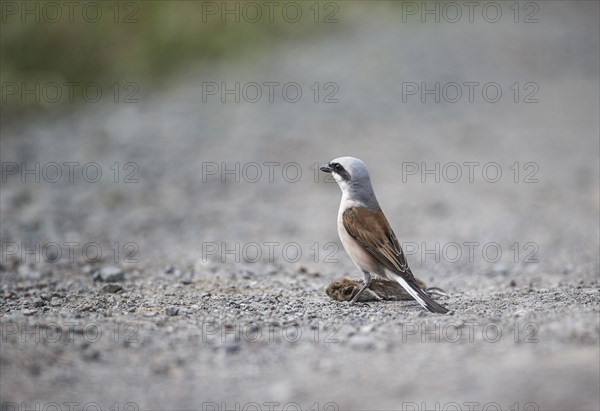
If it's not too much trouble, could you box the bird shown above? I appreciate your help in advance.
[325,277,448,303]
[325,277,428,302]
[320,156,449,314]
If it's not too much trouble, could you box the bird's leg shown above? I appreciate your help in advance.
[349,271,372,304]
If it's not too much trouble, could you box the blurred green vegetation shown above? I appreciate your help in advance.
[1,0,354,120]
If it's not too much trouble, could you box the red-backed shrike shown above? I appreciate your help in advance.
[320,156,449,314]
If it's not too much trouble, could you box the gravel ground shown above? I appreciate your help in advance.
[1,2,599,411]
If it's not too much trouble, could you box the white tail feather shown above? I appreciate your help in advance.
[392,274,449,314]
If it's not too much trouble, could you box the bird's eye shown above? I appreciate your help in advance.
[333,163,342,171]
[343,287,353,296]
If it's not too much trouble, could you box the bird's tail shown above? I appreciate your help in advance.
[393,275,449,314]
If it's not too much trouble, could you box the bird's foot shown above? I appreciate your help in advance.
[425,287,449,297]
[348,300,370,307]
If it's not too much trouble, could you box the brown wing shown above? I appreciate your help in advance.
[342,207,416,280]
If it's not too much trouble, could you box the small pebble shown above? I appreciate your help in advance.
[223,340,240,354]
[102,284,123,293]
[99,267,124,282]
[166,306,179,316]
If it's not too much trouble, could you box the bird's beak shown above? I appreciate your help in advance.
[320,164,332,173]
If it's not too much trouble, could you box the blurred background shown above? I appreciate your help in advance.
[1,1,598,269]
[1,1,599,410]
[2,0,364,120]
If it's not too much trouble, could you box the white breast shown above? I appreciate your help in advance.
[337,198,385,276]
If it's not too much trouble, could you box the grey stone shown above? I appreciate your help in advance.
[223,341,240,354]
[101,284,123,293]
[166,306,179,316]
[99,267,124,282]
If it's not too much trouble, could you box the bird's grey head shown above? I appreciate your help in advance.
[320,156,379,206]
